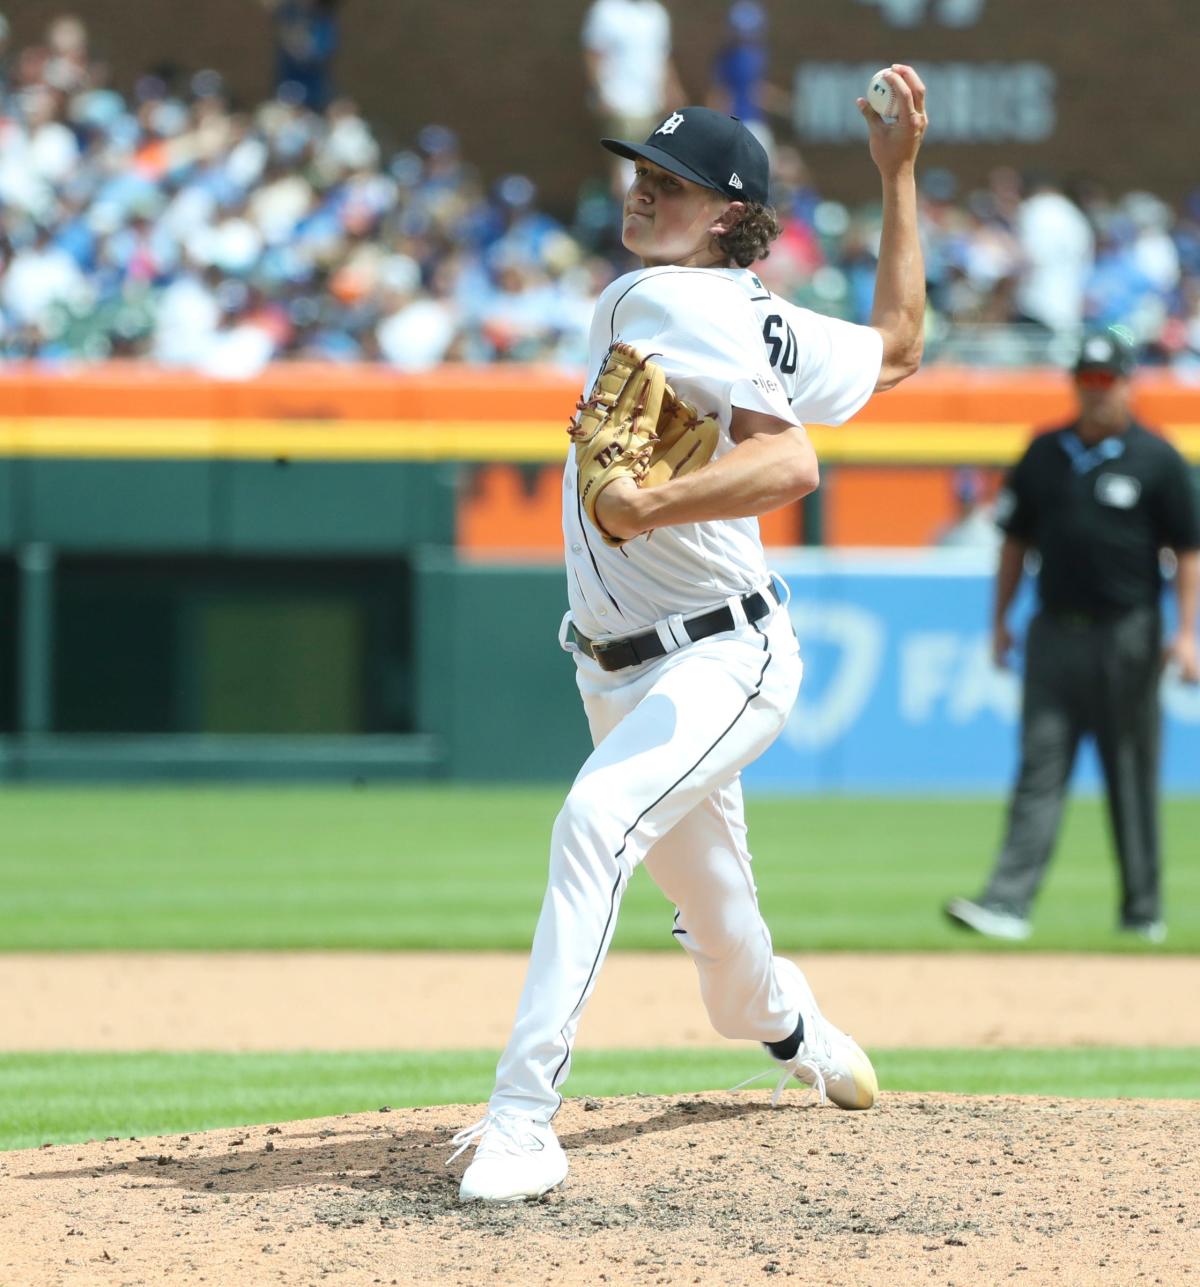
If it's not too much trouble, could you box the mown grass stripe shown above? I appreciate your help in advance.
[2,1048,1196,1152]
[1,790,1198,952]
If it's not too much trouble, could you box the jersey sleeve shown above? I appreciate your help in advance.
[786,306,883,427]
[610,272,800,429]
[1153,440,1200,550]
[993,441,1038,541]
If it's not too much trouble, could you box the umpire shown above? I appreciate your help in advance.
[946,327,1200,944]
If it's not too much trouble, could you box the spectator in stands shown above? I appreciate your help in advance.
[754,144,824,302]
[582,0,684,195]
[19,14,95,97]
[708,2,789,160]
[2,19,1200,372]
[152,260,221,366]
[943,194,1022,324]
[375,254,455,371]
[261,0,340,110]
[1,222,91,331]
[198,303,278,379]
[1014,173,1094,336]
[935,468,1001,549]
[1086,192,1181,355]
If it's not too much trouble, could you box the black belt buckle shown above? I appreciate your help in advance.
[584,635,639,672]
[572,626,620,668]
[589,635,618,664]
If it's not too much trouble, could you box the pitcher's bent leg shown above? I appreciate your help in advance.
[644,779,796,1043]
[490,621,801,1120]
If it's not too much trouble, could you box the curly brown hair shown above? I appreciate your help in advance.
[715,203,781,268]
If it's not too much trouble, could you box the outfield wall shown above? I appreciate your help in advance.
[763,551,1200,793]
[1,364,1198,785]
[4,551,1197,791]
[3,362,1199,552]
[413,551,1200,793]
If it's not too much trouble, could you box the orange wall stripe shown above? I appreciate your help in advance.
[0,364,1198,425]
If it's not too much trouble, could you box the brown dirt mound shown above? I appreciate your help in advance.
[3,1092,1197,1286]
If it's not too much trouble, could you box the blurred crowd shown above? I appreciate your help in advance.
[2,8,1200,375]
[0,12,611,374]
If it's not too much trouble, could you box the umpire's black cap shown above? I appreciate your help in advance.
[1073,326,1138,378]
[602,106,769,205]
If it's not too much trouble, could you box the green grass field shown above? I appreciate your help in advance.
[1,786,1197,951]
[2,786,1197,1151]
[3,1048,1198,1151]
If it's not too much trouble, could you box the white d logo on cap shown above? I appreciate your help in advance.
[655,112,685,135]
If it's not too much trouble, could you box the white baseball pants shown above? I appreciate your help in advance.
[489,600,803,1121]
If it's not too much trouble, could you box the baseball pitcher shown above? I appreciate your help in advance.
[452,67,929,1202]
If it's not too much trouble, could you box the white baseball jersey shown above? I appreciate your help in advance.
[564,265,884,637]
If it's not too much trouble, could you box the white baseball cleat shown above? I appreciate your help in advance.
[944,897,1032,942]
[749,957,878,1111]
[449,1112,568,1202]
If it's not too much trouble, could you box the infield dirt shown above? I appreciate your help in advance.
[3,1091,1198,1287]
[2,951,1199,1284]
[3,950,1200,1050]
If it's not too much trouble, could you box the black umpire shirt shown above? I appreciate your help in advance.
[996,419,1200,618]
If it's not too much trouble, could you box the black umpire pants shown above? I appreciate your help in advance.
[983,606,1163,925]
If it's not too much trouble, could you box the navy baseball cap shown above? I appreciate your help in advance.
[1074,326,1137,378]
[602,106,770,205]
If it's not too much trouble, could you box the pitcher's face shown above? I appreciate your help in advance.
[622,160,739,269]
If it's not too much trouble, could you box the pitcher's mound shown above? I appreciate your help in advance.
[4,1091,1197,1285]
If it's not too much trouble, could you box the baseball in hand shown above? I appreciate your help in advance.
[866,69,899,121]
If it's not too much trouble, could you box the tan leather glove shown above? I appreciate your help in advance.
[569,342,719,548]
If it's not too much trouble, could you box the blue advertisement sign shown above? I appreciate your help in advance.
[746,551,1200,793]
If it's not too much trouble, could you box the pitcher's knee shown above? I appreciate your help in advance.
[552,782,607,851]
[549,781,633,883]
[673,872,759,959]
[674,908,745,963]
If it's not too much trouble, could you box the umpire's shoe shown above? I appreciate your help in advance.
[764,957,878,1110]
[449,1112,567,1202]
[944,897,1032,942]
[1120,919,1167,945]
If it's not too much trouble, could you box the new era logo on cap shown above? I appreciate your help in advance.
[601,106,770,205]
